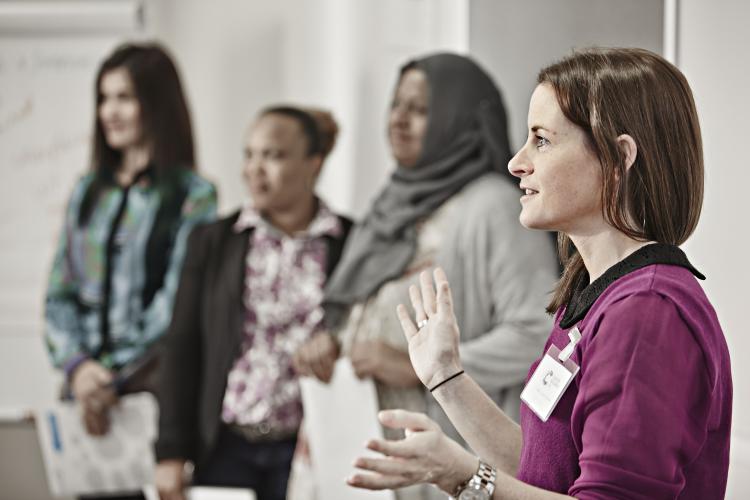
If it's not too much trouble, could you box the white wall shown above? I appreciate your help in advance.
[282,0,469,218]
[146,0,287,215]
[679,0,750,496]
[149,0,468,219]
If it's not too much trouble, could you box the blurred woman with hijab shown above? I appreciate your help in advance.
[294,53,558,500]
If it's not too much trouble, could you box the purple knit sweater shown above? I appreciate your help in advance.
[517,258,732,499]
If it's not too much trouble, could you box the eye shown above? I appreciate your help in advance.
[535,135,550,149]
[266,149,284,160]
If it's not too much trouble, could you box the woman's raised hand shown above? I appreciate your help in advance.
[396,267,462,390]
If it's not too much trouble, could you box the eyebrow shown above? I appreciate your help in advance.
[530,125,556,135]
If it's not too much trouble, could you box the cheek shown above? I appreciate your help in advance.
[414,116,428,142]
[265,163,291,188]
[241,162,252,181]
[125,104,142,131]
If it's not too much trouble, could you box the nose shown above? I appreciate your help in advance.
[244,155,265,178]
[508,145,533,178]
[99,99,115,120]
[390,103,408,128]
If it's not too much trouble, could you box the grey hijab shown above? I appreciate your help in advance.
[323,53,515,330]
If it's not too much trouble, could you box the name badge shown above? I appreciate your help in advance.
[520,327,581,422]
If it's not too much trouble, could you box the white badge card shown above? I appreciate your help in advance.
[521,338,580,422]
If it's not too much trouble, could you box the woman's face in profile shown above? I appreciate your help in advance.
[243,113,320,215]
[388,68,429,168]
[508,84,604,235]
[98,67,144,152]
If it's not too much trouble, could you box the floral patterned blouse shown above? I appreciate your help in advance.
[221,201,342,433]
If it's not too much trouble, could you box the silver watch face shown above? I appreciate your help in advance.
[458,488,490,500]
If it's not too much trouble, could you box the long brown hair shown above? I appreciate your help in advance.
[542,48,704,313]
[92,42,195,176]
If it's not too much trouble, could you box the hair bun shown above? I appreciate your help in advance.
[304,107,339,159]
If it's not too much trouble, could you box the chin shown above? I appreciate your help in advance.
[249,199,268,212]
[519,213,552,231]
[394,154,418,168]
[105,135,136,150]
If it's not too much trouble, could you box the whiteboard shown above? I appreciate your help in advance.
[0,6,140,411]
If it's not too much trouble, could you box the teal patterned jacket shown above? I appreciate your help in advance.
[44,168,217,372]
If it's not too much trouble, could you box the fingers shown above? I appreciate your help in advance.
[378,409,437,433]
[291,350,310,377]
[294,334,338,383]
[396,304,418,341]
[95,385,118,407]
[419,271,437,317]
[354,456,408,476]
[82,407,109,436]
[72,361,114,402]
[347,471,409,490]
[310,335,337,383]
[434,267,454,317]
[349,351,370,380]
[408,284,427,325]
[155,460,188,500]
[93,366,114,386]
[310,351,333,383]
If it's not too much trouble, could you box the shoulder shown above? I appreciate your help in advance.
[63,172,98,218]
[189,210,239,243]
[173,168,217,199]
[591,264,715,325]
[69,172,96,199]
[583,265,728,384]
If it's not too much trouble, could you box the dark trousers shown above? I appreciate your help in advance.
[195,426,297,500]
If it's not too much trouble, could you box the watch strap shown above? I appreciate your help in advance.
[452,459,497,498]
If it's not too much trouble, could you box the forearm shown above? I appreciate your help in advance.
[45,298,85,369]
[155,341,199,461]
[432,372,522,476]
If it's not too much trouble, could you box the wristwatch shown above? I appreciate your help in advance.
[453,460,497,500]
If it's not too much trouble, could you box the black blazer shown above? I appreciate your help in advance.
[155,210,352,466]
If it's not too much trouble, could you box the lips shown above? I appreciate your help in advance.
[103,122,126,133]
[520,185,539,195]
[390,132,412,144]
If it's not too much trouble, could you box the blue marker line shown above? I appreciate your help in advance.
[47,412,62,453]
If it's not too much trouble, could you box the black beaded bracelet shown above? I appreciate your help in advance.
[428,370,465,392]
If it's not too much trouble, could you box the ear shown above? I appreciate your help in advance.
[308,154,324,182]
[617,134,638,171]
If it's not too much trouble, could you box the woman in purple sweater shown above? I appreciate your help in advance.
[346,48,733,499]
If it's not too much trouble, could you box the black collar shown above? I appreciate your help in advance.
[559,243,705,329]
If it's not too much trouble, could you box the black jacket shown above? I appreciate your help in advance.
[154,210,352,466]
